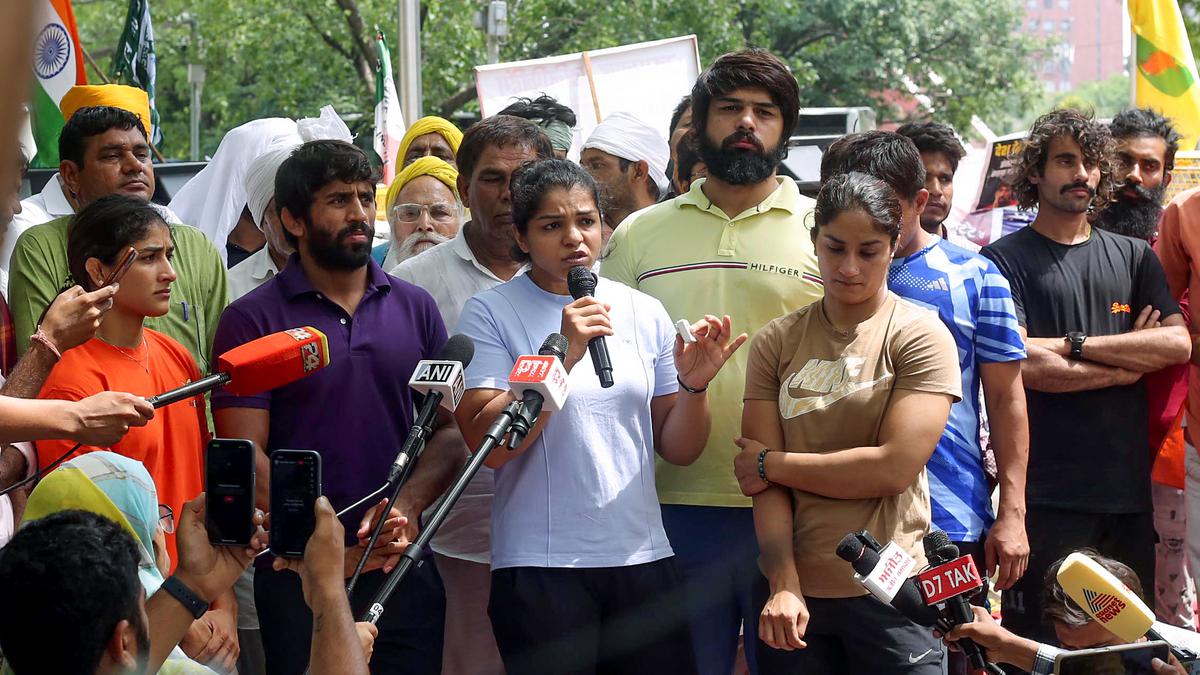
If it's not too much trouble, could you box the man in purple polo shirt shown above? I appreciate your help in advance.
[212,139,463,675]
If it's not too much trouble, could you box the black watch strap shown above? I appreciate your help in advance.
[161,576,210,619]
[1066,332,1086,360]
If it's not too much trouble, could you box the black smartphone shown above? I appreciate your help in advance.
[269,449,322,558]
[1054,640,1170,675]
[204,438,257,546]
[102,247,138,287]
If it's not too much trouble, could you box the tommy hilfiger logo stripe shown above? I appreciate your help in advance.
[637,261,823,285]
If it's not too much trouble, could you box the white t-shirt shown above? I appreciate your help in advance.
[458,274,678,570]
[392,227,528,564]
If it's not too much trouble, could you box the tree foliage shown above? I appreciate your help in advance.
[71,0,1042,159]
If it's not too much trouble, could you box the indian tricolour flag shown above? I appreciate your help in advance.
[374,29,406,185]
[30,0,87,168]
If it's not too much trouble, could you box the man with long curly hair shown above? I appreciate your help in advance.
[980,109,1192,646]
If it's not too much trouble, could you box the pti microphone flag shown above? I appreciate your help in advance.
[506,334,570,448]
[836,532,941,628]
[567,266,614,388]
[920,530,988,672]
[388,334,474,482]
[147,327,331,408]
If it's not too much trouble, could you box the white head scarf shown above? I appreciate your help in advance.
[582,112,670,196]
[243,106,355,230]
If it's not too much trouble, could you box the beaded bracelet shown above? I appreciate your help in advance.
[757,448,772,485]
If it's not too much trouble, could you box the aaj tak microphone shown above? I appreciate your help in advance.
[836,531,942,629]
[389,334,474,482]
[1056,552,1200,664]
[919,530,993,673]
[567,265,614,388]
[506,333,570,448]
[147,326,331,408]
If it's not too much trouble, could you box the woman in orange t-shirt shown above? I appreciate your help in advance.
[35,195,208,567]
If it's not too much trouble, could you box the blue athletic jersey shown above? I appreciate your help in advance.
[889,238,1026,541]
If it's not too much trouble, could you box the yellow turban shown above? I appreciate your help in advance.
[398,116,463,165]
[385,156,460,215]
[60,85,152,137]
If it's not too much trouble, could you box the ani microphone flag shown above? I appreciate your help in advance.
[30,0,87,168]
[374,29,406,184]
[112,0,162,145]
[1130,0,1200,151]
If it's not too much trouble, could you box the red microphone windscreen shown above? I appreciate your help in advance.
[217,327,331,396]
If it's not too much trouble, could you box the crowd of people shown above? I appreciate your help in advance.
[0,43,1197,675]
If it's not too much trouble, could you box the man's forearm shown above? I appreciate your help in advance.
[1021,343,1140,392]
[764,444,923,499]
[987,394,1028,516]
[754,487,799,591]
[308,587,369,675]
[146,589,203,673]
[1072,325,1191,372]
[0,343,58,398]
[0,445,28,490]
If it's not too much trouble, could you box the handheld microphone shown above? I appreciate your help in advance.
[920,530,987,671]
[566,266,613,388]
[147,326,331,408]
[506,334,570,448]
[389,334,474,481]
[836,532,941,628]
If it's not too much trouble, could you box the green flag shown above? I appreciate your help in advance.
[111,0,161,144]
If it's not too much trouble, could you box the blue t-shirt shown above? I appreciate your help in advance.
[888,238,1026,541]
[456,274,678,570]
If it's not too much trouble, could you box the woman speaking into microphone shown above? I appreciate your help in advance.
[734,172,961,674]
[454,159,745,675]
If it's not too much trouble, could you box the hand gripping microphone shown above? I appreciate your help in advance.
[147,326,331,408]
[920,530,988,672]
[836,532,942,629]
[506,334,570,448]
[1056,552,1199,664]
[566,265,614,388]
[389,334,474,482]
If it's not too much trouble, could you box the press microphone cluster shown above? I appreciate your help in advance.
[567,266,613,388]
[919,530,989,672]
[148,326,331,408]
[836,531,941,629]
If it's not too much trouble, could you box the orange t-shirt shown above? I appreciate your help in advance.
[35,329,208,568]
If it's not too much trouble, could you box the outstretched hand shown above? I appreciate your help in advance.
[674,314,748,391]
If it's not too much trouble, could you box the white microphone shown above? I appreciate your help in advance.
[506,334,570,448]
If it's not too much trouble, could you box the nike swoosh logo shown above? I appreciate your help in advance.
[778,375,892,419]
[908,648,934,664]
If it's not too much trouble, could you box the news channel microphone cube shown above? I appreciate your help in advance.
[507,355,570,411]
[1056,552,1155,641]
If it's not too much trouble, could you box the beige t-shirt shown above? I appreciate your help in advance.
[744,293,961,598]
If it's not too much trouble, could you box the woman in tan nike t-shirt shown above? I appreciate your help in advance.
[734,172,962,674]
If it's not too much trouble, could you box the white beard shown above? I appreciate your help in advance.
[392,231,451,265]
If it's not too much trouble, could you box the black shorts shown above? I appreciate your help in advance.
[753,575,944,675]
[488,557,697,675]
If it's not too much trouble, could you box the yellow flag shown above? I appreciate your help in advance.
[1130,0,1200,151]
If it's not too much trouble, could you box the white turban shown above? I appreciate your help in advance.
[169,106,353,261]
[582,112,670,196]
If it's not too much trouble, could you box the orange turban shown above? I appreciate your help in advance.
[60,85,152,137]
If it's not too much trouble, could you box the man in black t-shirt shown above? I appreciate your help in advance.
[981,109,1191,648]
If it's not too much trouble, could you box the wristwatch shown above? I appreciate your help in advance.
[160,576,210,619]
[1065,331,1087,360]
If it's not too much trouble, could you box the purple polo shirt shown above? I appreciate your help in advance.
[211,255,447,541]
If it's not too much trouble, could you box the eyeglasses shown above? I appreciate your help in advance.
[391,202,458,224]
[158,503,175,534]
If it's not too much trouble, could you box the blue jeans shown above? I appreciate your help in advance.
[661,504,762,675]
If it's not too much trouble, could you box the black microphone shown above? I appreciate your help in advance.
[508,334,569,448]
[922,530,988,672]
[566,266,614,388]
[388,334,474,482]
[835,533,942,628]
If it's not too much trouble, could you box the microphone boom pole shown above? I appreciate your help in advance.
[361,399,523,625]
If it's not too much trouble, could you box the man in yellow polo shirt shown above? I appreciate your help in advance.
[601,48,822,675]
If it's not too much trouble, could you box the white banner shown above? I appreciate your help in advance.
[475,35,701,159]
